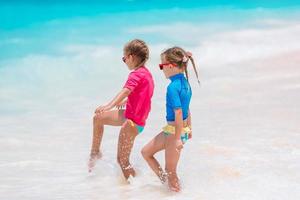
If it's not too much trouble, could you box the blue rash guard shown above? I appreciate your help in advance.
[166,73,192,122]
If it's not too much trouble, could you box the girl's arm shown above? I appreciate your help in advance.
[174,108,184,150]
[116,98,128,110]
[187,109,192,139]
[95,88,131,114]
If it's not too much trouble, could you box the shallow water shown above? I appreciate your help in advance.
[1,2,300,200]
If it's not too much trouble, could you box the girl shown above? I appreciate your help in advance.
[88,39,154,180]
[141,47,199,192]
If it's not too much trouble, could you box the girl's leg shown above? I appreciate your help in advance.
[141,132,166,182]
[165,134,182,192]
[89,109,125,171]
[117,120,139,180]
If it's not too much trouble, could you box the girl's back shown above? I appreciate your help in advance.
[124,66,154,127]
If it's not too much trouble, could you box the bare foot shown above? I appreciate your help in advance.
[167,172,181,192]
[121,164,136,180]
[88,152,102,172]
[158,169,167,184]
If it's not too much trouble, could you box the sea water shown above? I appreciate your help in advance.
[1,1,300,199]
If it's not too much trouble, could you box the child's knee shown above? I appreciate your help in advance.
[93,113,103,123]
[141,147,150,159]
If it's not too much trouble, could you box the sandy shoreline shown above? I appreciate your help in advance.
[1,48,299,199]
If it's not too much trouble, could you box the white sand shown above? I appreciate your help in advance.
[1,15,300,199]
[1,50,299,200]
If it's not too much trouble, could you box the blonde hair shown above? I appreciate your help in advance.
[161,46,200,84]
[124,39,149,68]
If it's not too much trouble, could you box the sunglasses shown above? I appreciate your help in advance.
[122,54,132,63]
[159,63,176,70]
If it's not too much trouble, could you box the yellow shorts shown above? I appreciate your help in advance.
[162,125,192,143]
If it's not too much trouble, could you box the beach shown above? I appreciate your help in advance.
[0,2,300,199]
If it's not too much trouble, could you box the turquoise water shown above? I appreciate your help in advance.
[1,1,300,60]
[1,1,300,200]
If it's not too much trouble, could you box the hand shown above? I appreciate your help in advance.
[175,139,183,152]
[116,99,127,110]
[95,104,112,114]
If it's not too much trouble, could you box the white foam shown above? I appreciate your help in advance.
[1,11,300,200]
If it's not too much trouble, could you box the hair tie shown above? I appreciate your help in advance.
[182,56,188,62]
[186,51,193,58]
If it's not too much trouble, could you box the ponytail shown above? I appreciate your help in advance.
[186,53,200,85]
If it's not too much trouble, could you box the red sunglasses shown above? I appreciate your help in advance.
[159,63,176,70]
